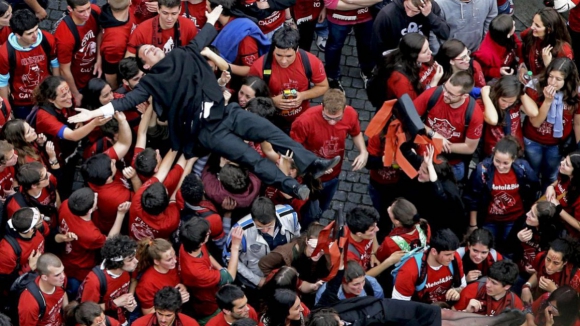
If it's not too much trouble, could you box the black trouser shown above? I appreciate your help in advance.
[568,25,580,70]
[298,20,317,52]
[198,105,319,195]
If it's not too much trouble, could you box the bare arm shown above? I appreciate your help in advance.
[230,64,250,77]
[529,98,553,128]
[449,137,479,155]
[154,150,178,183]
[136,103,154,149]
[0,86,8,100]
[170,157,196,200]
[520,93,539,118]
[62,118,104,142]
[111,112,132,159]
[299,79,329,102]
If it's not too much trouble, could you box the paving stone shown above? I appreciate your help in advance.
[345,171,359,183]
[347,192,361,204]
[358,110,370,121]
[350,99,365,110]
[353,183,367,194]
[345,138,354,151]
[341,77,353,88]
[334,190,347,202]
[362,194,373,206]
[338,181,352,192]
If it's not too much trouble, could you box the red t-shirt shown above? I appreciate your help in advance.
[249,50,327,124]
[522,87,578,145]
[241,0,284,34]
[0,31,57,106]
[130,0,157,24]
[376,225,431,262]
[386,63,439,101]
[127,16,198,54]
[54,4,102,90]
[133,313,200,326]
[394,251,465,303]
[414,87,484,164]
[58,201,106,281]
[292,0,323,24]
[101,12,138,65]
[19,277,65,326]
[129,164,184,240]
[0,166,15,198]
[570,2,580,32]
[530,252,580,297]
[88,148,132,234]
[520,29,574,75]
[486,169,524,223]
[135,266,180,310]
[290,105,360,181]
[518,230,541,274]
[179,245,222,317]
[180,1,207,29]
[0,231,44,275]
[346,235,373,270]
[5,181,58,228]
[79,268,131,324]
[481,103,523,157]
[0,27,10,45]
[366,133,401,185]
[454,281,524,315]
[206,305,260,326]
[325,6,372,26]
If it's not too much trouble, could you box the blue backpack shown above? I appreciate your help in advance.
[391,247,460,292]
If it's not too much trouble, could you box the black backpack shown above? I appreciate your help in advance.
[366,65,392,109]
[0,234,22,295]
[8,272,46,325]
[425,85,476,131]
[79,266,108,302]
[262,48,312,88]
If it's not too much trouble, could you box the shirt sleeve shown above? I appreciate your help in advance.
[164,164,184,195]
[309,54,327,84]
[387,71,418,100]
[18,290,40,326]
[453,282,478,311]
[54,24,75,65]
[393,258,419,298]
[0,46,9,87]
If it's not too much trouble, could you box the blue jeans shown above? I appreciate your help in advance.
[325,19,375,79]
[524,137,560,190]
[451,162,465,182]
[497,0,513,15]
[315,19,328,38]
[66,277,82,299]
[320,177,339,212]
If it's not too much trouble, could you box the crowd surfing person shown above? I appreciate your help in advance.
[5,0,580,324]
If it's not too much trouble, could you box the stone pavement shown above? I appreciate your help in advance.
[40,0,540,222]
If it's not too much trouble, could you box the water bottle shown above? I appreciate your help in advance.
[523,71,533,82]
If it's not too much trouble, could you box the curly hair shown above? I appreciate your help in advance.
[101,235,137,270]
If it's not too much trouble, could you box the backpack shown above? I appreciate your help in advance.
[366,67,409,109]
[8,272,46,324]
[62,10,99,53]
[6,34,52,86]
[390,224,427,252]
[89,265,108,303]
[262,48,312,88]
[426,85,476,131]
[391,247,461,292]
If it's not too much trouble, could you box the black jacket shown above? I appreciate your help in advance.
[371,0,449,61]
[110,23,223,158]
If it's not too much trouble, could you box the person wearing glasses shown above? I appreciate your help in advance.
[435,39,486,90]
[525,285,580,326]
[290,89,367,212]
[413,70,484,182]
[223,197,301,300]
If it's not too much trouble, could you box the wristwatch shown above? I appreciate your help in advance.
[427,130,435,139]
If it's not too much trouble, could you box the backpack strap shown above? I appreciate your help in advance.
[105,316,111,326]
[391,235,411,252]
[10,192,29,210]
[426,86,444,116]
[298,49,312,88]
[347,243,361,259]
[63,15,81,53]
[464,96,476,131]
[95,138,105,154]
[26,281,46,320]
[91,266,108,302]
[450,258,462,288]
[262,48,312,88]
[6,41,15,87]
[362,278,374,297]
[414,251,428,291]
[4,234,21,273]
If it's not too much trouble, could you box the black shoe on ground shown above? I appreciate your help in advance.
[328,79,344,93]
[292,184,310,200]
[310,156,341,179]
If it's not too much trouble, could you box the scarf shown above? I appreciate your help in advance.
[546,91,564,138]
[211,18,271,63]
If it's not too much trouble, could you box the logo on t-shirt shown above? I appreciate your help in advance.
[163,37,174,53]
[431,118,459,139]
[401,22,423,36]
[131,216,156,240]
[60,219,72,254]
[489,191,517,214]
[76,29,97,69]
[319,136,341,157]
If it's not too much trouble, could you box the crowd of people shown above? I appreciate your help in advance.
[0,0,577,324]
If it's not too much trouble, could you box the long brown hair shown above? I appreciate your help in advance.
[135,238,173,275]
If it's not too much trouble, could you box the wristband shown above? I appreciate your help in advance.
[522,282,532,290]
[555,204,563,216]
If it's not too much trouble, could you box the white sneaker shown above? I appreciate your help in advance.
[316,36,327,52]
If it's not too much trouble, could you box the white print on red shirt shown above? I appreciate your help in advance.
[183,13,198,27]
[60,219,72,254]
[259,10,281,26]
[430,118,459,139]
[131,216,156,240]
[489,191,517,215]
[163,37,174,53]
[377,168,398,180]
[318,136,341,158]
[426,276,453,302]
[43,295,64,326]
[76,29,97,67]
[19,54,46,95]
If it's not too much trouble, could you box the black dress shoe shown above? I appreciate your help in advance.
[292,184,310,200]
[310,156,341,179]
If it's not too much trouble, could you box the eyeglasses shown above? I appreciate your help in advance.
[442,84,463,99]
[453,50,471,62]
[322,111,343,122]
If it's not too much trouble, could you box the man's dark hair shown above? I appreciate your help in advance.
[246,97,276,120]
[68,187,95,216]
[207,0,236,17]
[100,119,119,139]
[216,284,245,311]
[449,70,475,94]
[488,260,519,286]
[82,154,113,186]
[119,57,140,81]
[430,228,460,253]
[135,148,158,177]
[135,45,150,73]
[16,161,43,190]
[11,207,35,233]
[181,174,204,205]
[158,0,181,9]
[250,197,276,225]
[101,235,137,270]
[272,25,300,51]
[180,217,210,252]
[232,319,258,326]
[10,9,38,36]
[306,309,340,326]
[346,206,378,234]
[142,182,169,215]
[220,164,249,194]
[67,0,90,9]
[154,287,182,312]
